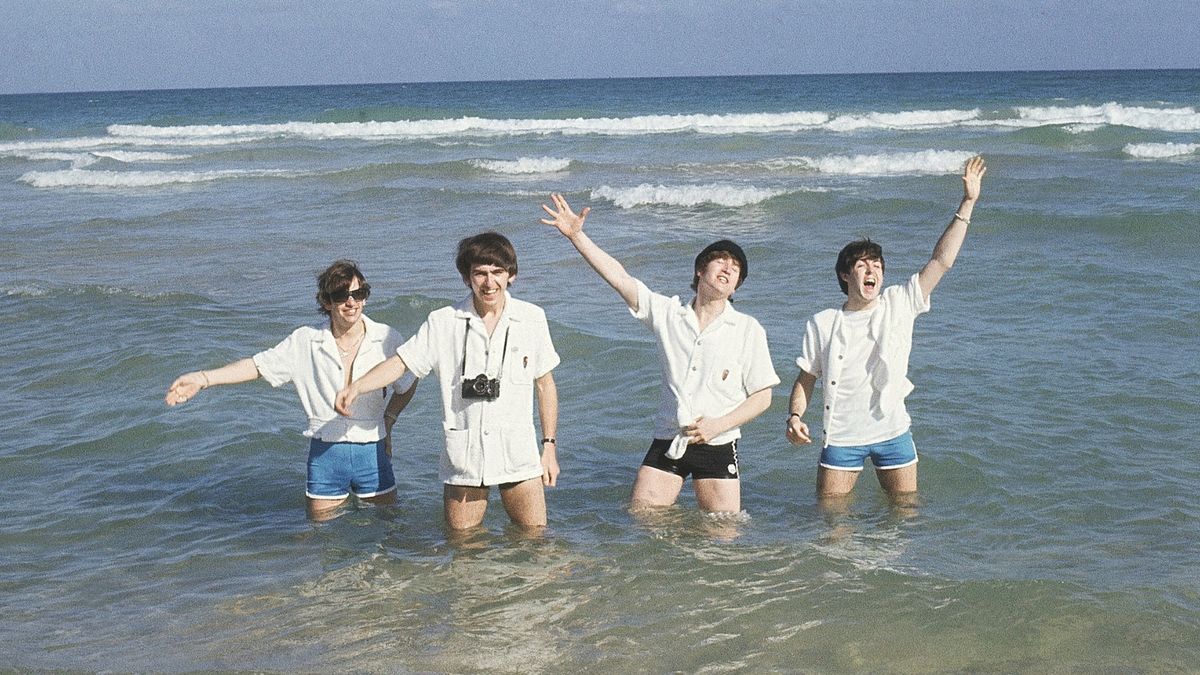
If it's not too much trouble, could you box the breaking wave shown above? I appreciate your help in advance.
[19,168,291,189]
[765,150,976,175]
[1123,142,1199,159]
[591,183,788,208]
[469,157,572,174]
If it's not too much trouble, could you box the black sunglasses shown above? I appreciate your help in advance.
[329,284,370,304]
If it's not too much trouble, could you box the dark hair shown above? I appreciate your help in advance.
[691,239,749,291]
[456,231,518,281]
[316,259,367,316]
[835,239,884,295]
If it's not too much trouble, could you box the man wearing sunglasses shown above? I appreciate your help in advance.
[166,259,417,520]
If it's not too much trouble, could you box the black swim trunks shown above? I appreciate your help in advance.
[641,438,739,480]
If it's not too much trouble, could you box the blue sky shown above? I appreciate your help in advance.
[2,0,1197,94]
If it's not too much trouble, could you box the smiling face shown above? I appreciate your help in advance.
[466,263,512,314]
[694,254,742,300]
[322,277,367,332]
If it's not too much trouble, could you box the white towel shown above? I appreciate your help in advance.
[665,433,690,460]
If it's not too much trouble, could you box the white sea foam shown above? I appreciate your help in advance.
[1006,103,1200,132]
[826,109,980,132]
[470,157,571,174]
[768,150,975,176]
[1123,142,1200,159]
[591,183,786,208]
[19,168,289,189]
[91,150,190,163]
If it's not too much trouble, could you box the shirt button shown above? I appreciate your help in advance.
[838,355,844,360]
[483,430,490,436]
[825,405,830,410]
[831,381,837,385]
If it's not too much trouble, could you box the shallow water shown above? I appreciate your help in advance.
[2,70,1199,672]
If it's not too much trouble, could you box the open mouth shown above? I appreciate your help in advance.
[864,278,877,289]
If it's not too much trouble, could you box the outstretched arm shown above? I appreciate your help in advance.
[918,155,987,300]
[785,371,817,445]
[335,354,408,416]
[541,193,640,311]
[165,358,260,406]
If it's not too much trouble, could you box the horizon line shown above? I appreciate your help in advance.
[3,66,1198,98]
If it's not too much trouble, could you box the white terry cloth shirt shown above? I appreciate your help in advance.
[795,273,930,447]
[396,292,559,486]
[252,314,416,443]
[632,279,780,446]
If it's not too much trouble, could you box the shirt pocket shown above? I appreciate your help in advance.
[711,363,745,402]
[505,343,535,385]
[441,427,471,476]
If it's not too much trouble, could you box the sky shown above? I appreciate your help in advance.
[1,0,1197,95]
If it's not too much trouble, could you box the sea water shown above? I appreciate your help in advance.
[1,70,1198,672]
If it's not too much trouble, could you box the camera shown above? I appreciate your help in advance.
[461,373,500,401]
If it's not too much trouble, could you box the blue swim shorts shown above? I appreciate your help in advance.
[820,430,918,471]
[306,438,396,499]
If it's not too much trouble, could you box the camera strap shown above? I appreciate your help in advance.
[461,318,511,380]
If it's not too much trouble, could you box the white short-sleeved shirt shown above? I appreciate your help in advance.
[252,314,416,443]
[396,292,559,486]
[632,280,780,445]
[796,273,930,446]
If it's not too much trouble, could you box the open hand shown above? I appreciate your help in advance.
[165,372,205,406]
[540,193,589,237]
[963,155,986,201]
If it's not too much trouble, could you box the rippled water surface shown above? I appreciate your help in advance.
[2,71,1199,672]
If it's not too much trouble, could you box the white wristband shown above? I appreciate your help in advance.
[953,212,970,225]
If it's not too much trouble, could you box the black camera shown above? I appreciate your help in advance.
[461,373,501,401]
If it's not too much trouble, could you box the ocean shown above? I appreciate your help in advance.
[1,70,1198,672]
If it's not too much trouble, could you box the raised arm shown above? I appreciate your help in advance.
[165,358,260,406]
[334,354,408,416]
[918,155,987,300]
[541,193,640,311]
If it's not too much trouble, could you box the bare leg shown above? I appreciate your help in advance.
[306,496,348,522]
[876,464,918,504]
[630,465,684,509]
[816,466,861,497]
[362,489,397,507]
[693,478,741,513]
[498,477,547,530]
[444,484,490,530]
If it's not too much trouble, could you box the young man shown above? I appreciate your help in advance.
[786,156,987,498]
[541,194,778,514]
[335,232,559,531]
[165,260,417,520]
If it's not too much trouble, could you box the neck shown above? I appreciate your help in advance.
[691,292,728,322]
[473,293,506,320]
[331,317,363,339]
[842,296,877,312]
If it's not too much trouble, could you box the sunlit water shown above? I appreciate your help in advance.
[2,71,1198,672]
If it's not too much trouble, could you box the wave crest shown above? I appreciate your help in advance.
[1123,142,1199,159]
[19,168,290,188]
[591,183,786,208]
[470,157,572,174]
[769,150,975,176]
